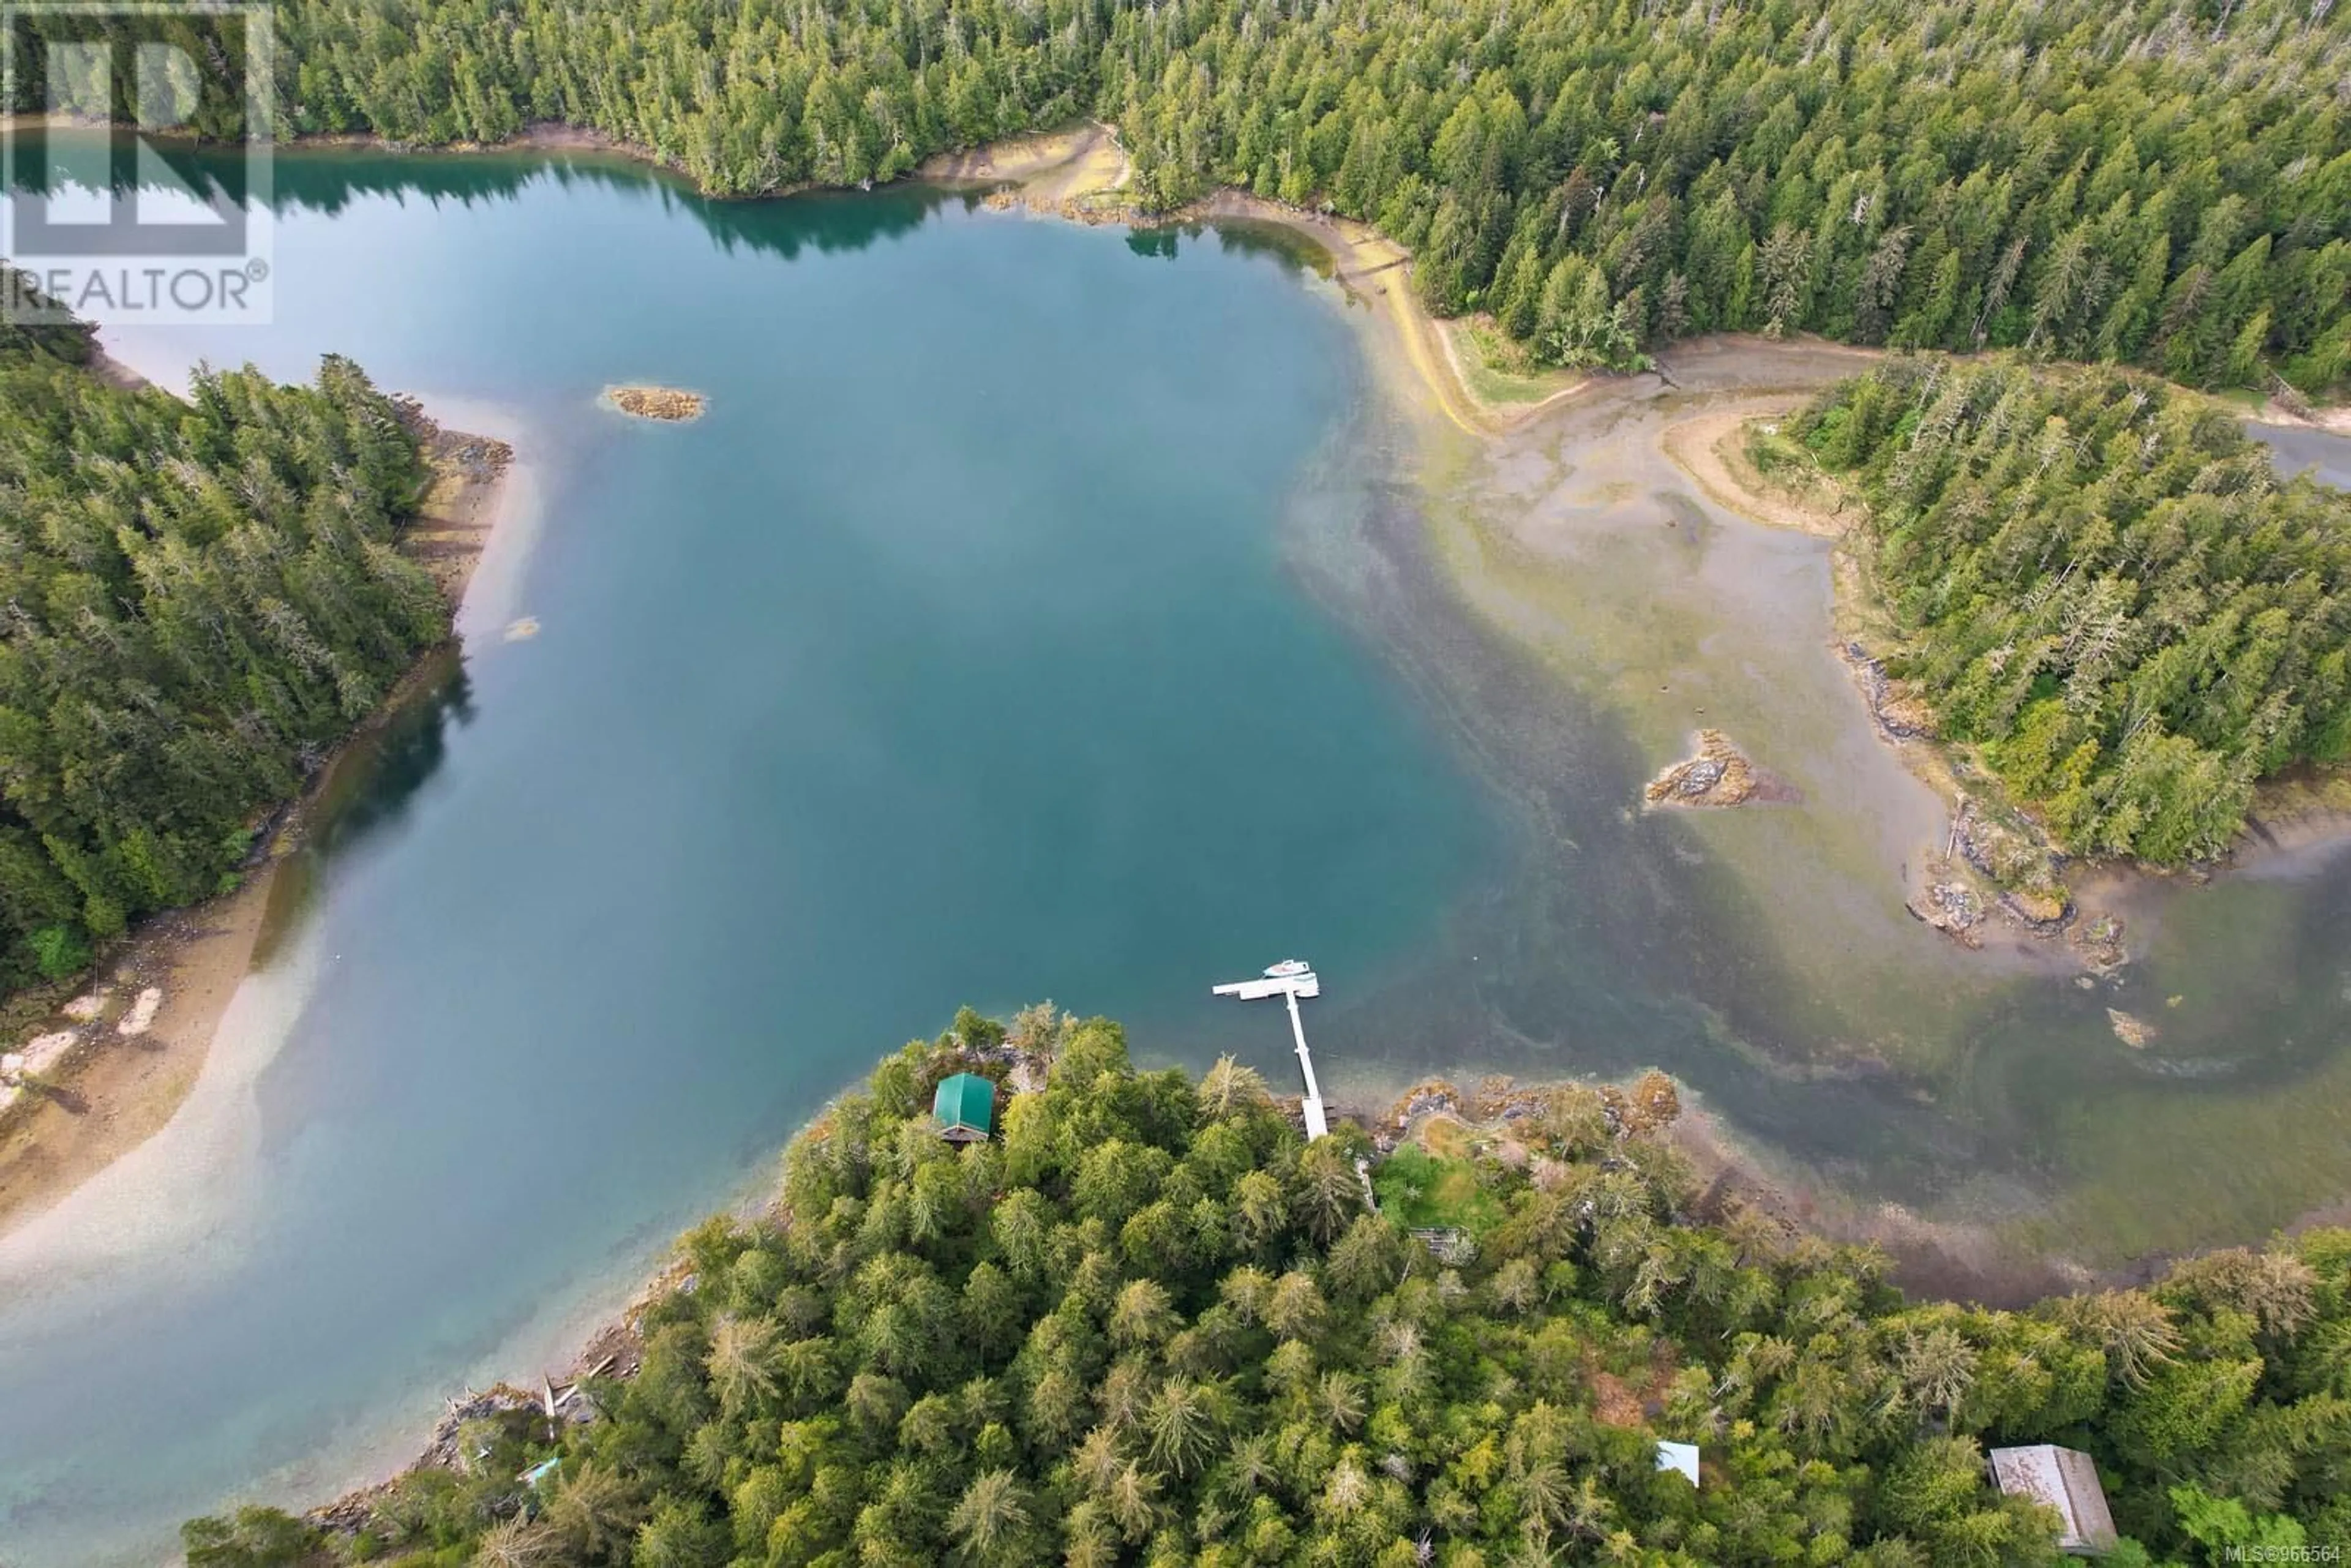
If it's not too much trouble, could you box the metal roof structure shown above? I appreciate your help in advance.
[1654,1441,1700,1487]
[1988,1444,2120,1555]
[931,1071,996,1142]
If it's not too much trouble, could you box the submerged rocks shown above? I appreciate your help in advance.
[2071,912,2128,970]
[1643,729,1764,809]
[2107,1008,2158,1049]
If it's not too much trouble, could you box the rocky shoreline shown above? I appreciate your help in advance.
[306,1299,657,1536]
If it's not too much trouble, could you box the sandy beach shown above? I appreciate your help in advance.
[0,874,281,1240]
[0,402,518,1242]
[1660,397,1850,539]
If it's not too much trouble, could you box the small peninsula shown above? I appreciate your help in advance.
[0,275,515,1236]
[1709,359,2351,945]
[195,1011,2345,1562]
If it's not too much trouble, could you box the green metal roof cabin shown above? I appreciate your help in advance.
[932,1072,996,1142]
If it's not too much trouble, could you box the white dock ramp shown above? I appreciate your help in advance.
[1212,960,1329,1139]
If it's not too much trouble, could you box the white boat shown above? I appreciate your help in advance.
[1262,958,1311,979]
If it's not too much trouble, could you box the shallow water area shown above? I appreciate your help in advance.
[1401,337,2351,1261]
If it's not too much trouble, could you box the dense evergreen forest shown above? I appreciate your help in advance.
[186,1014,2345,1565]
[0,276,444,991]
[4,0,2347,388]
[1793,359,2351,866]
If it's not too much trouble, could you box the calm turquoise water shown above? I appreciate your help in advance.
[0,146,1505,1564]
[4,140,2351,1565]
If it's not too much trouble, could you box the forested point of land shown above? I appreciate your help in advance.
[187,1010,2347,1566]
[1793,357,2351,869]
[7,0,2347,392]
[0,272,444,992]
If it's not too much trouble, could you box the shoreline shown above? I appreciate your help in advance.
[303,1054,2091,1534]
[0,399,518,1242]
[10,108,1551,442]
[12,109,2342,444]
[936,130,2351,1261]
[916,126,1568,440]
[0,870,283,1243]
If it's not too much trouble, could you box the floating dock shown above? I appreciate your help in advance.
[1212,963,1329,1139]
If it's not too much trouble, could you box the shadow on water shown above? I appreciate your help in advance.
[305,658,475,862]
[253,654,473,966]
[5,127,965,263]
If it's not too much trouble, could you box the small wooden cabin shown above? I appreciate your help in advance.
[932,1072,997,1143]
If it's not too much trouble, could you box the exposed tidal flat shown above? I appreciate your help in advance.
[2,133,2351,1560]
[1384,335,2351,1269]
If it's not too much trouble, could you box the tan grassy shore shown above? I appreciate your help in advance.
[1660,396,1848,539]
[0,404,516,1242]
[1183,190,1523,439]
[1172,197,1594,440]
[920,121,1134,209]
[2255,387,2351,435]
[0,872,282,1241]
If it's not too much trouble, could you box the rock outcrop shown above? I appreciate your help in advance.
[1643,729,1763,809]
